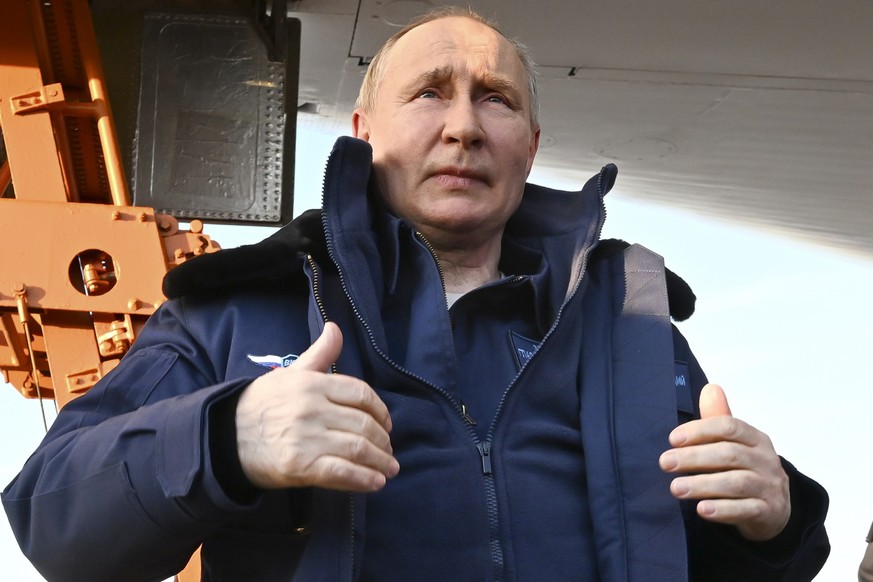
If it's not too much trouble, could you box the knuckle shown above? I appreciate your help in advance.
[747,499,769,522]
[277,446,305,473]
[347,435,368,460]
[327,460,350,480]
[315,459,348,484]
[722,444,742,468]
[358,413,375,435]
[719,416,741,439]
[732,471,758,497]
[350,380,371,402]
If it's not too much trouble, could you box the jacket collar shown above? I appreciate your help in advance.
[321,136,614,330]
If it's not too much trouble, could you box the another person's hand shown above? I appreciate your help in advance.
[235,322,399,492]
[659,384,790,541]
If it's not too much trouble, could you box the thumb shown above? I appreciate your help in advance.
[699,383,732,418]
[294,322,343,372]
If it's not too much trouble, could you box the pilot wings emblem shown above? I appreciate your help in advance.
[246,353,299,369]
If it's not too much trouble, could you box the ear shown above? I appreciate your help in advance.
[525,126,541,177]
[352,109,371,141]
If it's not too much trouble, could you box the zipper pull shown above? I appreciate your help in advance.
[476,442,493,475]
[461,402,477,426]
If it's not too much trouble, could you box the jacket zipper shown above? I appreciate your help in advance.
[319,141,610,579]
[320,211,504,577]
[470,166,610,582]
[307,255,338,375]
[483,166,610,443]
[417,229,509,580]
[307,253,353,575]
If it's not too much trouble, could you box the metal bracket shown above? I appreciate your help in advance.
[96,314,135,358]
[10,83,66,115]
[66,367,101,394]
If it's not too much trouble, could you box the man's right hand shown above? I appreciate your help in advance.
[235,322,399,492]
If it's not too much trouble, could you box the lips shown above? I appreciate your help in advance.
[430,165,490,187]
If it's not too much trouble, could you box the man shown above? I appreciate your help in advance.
[861,521,873,581]
[3,8,828,581]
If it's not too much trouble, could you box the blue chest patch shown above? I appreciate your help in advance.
[674,360,694,414]
[509,330,541,371]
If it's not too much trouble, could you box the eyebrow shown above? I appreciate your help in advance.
[403,65,523,101]
[403,65,454,94]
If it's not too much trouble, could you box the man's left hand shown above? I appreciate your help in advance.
[659,383,791,541]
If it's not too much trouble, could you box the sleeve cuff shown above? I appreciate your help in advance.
[206,384,262,505]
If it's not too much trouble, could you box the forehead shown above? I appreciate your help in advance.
[382,17,526,90]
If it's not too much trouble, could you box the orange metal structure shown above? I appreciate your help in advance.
[0,1,217,577]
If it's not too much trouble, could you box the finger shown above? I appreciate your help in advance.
[696,497,768,525]
[306,455,396,493]
[668,415,764,448]
[322,376,394,434]
[694,497,787,540]
[660,441,754,474]
[667,474,790,542]
[699,383,732,419]
[309,431,400,481]
[668,470,762,501]
[321,404,394,453]
[294,322,343,372]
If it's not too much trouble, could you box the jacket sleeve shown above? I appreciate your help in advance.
[1,299,263,582]
[672,325,830,581]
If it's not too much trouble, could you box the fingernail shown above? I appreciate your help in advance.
[388,459,400,478]
[698,501,716,516]
[660,452,678,471]
[669,429,687,446]
[671,479,690,497]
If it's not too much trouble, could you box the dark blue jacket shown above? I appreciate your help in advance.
[3,137,828,581]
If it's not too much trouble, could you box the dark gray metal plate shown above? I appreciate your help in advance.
[134,13,294,224]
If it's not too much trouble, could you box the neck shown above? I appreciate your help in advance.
[433,239,502,295]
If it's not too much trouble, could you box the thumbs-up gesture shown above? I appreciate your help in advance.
[659,384,791,541]
[235,322,399,492]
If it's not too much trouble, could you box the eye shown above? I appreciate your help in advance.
[418,90,438,99]
[486,94,508,105]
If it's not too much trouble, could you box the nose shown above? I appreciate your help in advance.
[441,97,485,148]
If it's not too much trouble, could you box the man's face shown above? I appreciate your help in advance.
[353,17,540,248]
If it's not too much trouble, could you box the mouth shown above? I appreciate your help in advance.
[430,166,490,188]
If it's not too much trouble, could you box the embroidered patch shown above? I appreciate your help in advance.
[674,360,694,413]
[247,353,299,369]
[509,330,540,371]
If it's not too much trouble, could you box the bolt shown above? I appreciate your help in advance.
[13,282,25,294]
[111,210,121,221]
[189,219,203,234]
[137,212,147,222]
[128,298,141,311]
